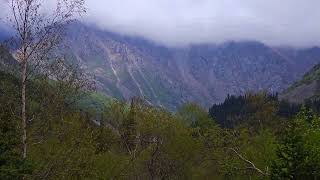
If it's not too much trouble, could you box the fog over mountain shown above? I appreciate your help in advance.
[83,0,320,47]
[1,1,320,109]
[1,0,320,47]
[53,22,320,110]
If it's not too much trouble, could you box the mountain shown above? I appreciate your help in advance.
[60,22,320,110]
[0,24,11,42]
[281,63,320,103]
[0,45,18,73]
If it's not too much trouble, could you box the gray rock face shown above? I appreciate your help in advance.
[62,22,320,110]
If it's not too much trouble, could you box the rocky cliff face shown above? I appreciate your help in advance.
[61,22,320,109]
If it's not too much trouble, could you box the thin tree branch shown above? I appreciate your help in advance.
[230,148,269,176]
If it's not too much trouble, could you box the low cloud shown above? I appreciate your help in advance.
[1,0,320,47]
[84,0,320,47]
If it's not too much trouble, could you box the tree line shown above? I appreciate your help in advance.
[1,69,320,179]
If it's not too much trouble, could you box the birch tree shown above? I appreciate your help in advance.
[7,0,86,159]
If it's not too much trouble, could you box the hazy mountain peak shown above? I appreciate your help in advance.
[58,22,320,109]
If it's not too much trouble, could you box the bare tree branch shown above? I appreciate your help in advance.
[230,148,269,176]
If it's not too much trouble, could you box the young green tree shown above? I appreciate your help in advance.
[271,107,320,179]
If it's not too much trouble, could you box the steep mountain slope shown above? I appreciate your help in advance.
[0,45,18,73]
[281,63,320,103]
[60,22,320,109]
[0,25,11,42]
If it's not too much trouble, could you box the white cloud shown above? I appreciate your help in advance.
[83,0,320,47]
[1,0,320,47]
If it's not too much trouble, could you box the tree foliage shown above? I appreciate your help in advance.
[1,69,320,179]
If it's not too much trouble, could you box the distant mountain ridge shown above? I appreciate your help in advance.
[0,25,11,42]
[2,22,320,109]
[59,22,320,109]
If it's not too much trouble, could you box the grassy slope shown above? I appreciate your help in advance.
[281,64,320,102]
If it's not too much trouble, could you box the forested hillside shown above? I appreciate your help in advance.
[2,0,320,179]
[209,92,320,127]
[1,46,320,179]
[281,63,320,103]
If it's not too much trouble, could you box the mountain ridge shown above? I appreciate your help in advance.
[59,22,320,110]
[2,22,320,110]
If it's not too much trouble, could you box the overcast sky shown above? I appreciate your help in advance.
[1,0,320,47]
